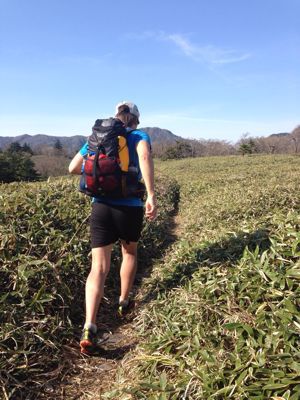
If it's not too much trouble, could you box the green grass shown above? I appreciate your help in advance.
[106,155,300,400]
[1,155,299,399]
[0,174,179,399]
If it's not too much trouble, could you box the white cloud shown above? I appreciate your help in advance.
[164,33,251,65]
[128,31,251,65]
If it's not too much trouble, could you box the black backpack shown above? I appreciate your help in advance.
[79,118,145,198]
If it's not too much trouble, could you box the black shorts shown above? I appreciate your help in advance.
[90,202,144,248]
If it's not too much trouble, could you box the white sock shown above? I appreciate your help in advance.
[84,322,97,333]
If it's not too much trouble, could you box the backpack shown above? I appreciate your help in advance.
[79,118,145,198]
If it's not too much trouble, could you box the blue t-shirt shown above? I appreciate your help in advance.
[79,129,151,207]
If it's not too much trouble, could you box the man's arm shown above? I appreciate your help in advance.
[136,140,157,221]
[68,152,84,175]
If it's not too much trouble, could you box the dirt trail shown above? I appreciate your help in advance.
[58,214,181,399]
[60,307,138,399]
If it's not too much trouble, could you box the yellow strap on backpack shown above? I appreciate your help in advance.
[118,136,129,172]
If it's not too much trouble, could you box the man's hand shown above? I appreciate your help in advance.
[136,140,156,220]
[145,194,157,221]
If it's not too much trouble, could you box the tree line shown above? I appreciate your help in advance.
[0,143,39,183]
[153,125,300,159]
[0,126,299,183]
[0,140,64,183]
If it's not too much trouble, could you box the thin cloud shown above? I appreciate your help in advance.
[130,31,252,65]
[165,33,251,65]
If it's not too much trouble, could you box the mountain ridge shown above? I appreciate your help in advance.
[0,129,295,155]
[0,128,182,155]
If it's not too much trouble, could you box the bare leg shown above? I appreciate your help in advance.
[85,244,113,325]
[119,241,138,302]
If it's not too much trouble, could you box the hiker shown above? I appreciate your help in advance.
[68,101,157,354]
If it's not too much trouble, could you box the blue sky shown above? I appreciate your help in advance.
[0,0,299,143]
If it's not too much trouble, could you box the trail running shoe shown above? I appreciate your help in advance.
[117,299,135,317]
[80,328,97,355]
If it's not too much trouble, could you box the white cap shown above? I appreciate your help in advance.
[115,101,140,120]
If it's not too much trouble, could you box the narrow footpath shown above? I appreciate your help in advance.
[61,309,138,399]
[57,213,182,399]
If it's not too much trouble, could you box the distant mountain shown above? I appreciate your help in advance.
[0,128,182,155]
[268,132,290,138]
[0,134,87,155]
[141,127,182,144]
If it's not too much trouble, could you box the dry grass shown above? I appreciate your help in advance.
[105,155,300,400]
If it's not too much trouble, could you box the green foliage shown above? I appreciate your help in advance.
[7,142,23,153]
[1,154,300,399]
[22,143,34,155]
[0,174,179,398]
[7,142,33,154]
[0,150,39,183]
[109,155,300,400]
[54,139,63,151]
[161,141,193,160]
[239,139,257,155]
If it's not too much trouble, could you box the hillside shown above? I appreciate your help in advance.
[0,173,179,399]
[109,155,300,399]
[1,155,300,399]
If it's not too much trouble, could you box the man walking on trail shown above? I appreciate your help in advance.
[68,101,157,354]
